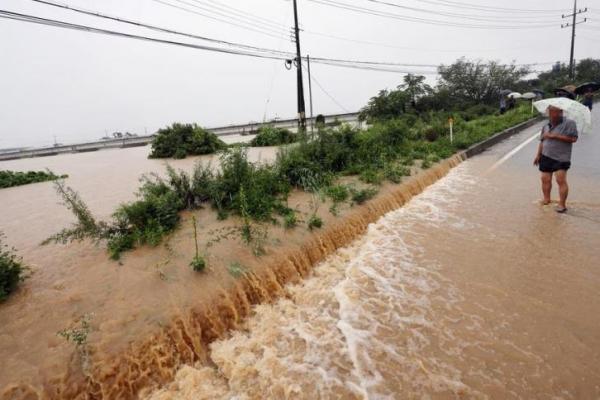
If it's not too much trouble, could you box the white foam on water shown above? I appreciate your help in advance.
[146,163,551,400]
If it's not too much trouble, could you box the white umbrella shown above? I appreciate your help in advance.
[508,92,522,99]
[533,97,592,134]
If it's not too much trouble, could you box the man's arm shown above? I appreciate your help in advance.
[542,132,578,143]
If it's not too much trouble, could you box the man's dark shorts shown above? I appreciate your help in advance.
[539,154,571,173]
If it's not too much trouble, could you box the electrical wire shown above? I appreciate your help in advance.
[412,0,568,14]
[163,0,289,36]
[188,0,289,31]
[303,29,550,53]
[306,0,557,29]
[0,9,290,60]
[0,8,560,75]
[28,0,295,57]
[151,0,289,40]
[353,0,560,22]
[304,65,351,112]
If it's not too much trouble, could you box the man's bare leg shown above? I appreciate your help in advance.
[541,172,552,205]
[555,170,569,210]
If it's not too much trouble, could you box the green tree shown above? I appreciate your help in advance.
[399,74,432,104]
[437,58,530,106]
[576,58,600,83]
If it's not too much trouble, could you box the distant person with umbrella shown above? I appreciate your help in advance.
[533,105,579,213]
[499,89,511,114]
[582,89,594,111]
[499,96,507,114]
[575,82,600,111]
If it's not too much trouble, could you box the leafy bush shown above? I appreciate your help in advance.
[326,185,350,203]
[250,125,297,147]
[0,170,67,189]
[359,169,384,185]
[308,215,323,230]
[149,123,226,159]
[384,163,411,183]
[214,147,290,221]
[284,212,297,229]
[351,188,378,205]
[0,233,26,302]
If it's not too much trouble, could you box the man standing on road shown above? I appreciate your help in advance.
[534,106,578,213]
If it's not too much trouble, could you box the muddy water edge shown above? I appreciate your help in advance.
[1,135,464,398]
[4,117,595,399]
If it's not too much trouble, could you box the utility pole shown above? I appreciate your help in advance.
[292,0,306,131]
[561,0,587,79]
[307,54,314,134]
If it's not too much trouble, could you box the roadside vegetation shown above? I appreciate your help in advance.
[149,123,226,159]
[0,170,67,189]
[250,125,297,147]
[0,233,27,302]
[44,58,545,261]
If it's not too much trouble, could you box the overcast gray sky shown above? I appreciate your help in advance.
[1,0,599,148]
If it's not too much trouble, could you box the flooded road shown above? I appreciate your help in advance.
[147,112,600,399]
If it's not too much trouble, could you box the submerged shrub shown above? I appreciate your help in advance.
[307,215,323,230]
[250,125,297,147]
[0,233,26,302]
[283,212,297,229]
[149,123,226,159]
[351,188,378,205]
[384,163,411,183]
[359,169,384,185]
[228,261,248,278]
[43,179,110,246]
[0,170,67,189]
[215,147,290,221]
[326,184,350,203]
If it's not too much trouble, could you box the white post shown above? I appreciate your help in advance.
[449,117,454,144]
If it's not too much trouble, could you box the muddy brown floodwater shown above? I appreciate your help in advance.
[1,112,600,399]
[146,113,600,399]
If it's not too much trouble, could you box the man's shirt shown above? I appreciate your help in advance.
[540,118,578,162]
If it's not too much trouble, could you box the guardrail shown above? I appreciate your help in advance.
[0,112,361,161]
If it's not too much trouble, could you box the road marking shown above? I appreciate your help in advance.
[484,131,540,175]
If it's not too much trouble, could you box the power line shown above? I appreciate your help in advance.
[0,9,441,74]
[151,0,289,40]
[352,0,561,22]
[0,9,559,75]
[413,0,568,14]
[186,0,288,31]
[305,67,351,112]
[306,0,557,29]
[163,0,289,36]
[304,29,549,53]
[28,0,294,57]
[0,9,290,59]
